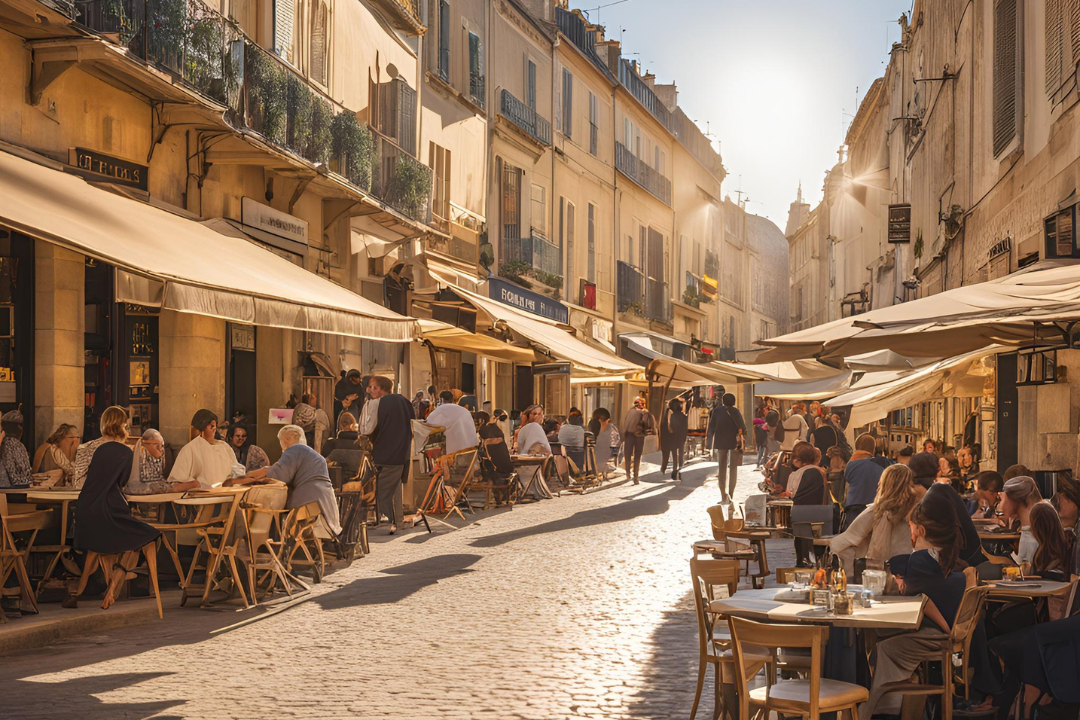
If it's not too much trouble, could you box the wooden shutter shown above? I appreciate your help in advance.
[526,58,537,109]
[566,201,575,284]
[992,0,1019,156]
[274,0,294,61]
[1072,0,1080,66]
[647,227,663,281]
[438,0,450,80]
[587,203,596,283]
[1047,0,1064,96]
[562,69,573,138]
[468,32,484,105]
[397,80,417,156]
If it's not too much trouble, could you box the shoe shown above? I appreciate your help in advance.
[670,471,677,480]
[388,524,397,535]
[633,476,639,485]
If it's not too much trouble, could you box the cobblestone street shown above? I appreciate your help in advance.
[1,455,789,720]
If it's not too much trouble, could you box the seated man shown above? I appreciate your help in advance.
[126,428,200,495]
[557,414,587,472]
[168,409,237,488]
[426,390,478,456]
[227,424,342,538]
[476,411,514,505]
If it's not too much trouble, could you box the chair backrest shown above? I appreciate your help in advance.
[707,505,726,540]
[690,557,741,657]
[728,616,827,720]
[950,585,990,645]
[791,504,834,537]
[242,485,288,547]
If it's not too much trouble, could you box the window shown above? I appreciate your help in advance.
[501,161,522,244]
[588,92,598,156]
[468,31,484,107]
[992,0,1021,156]
[531,184,546,236]
[525,58,537,110]
[565,200,575,287]
[437,0,450,81]
[1045,0,1080,98]
[623,117,631,148]
[273,0,296,63]
[429,142,451,224]
[587,203,596,283]
[310,0,328,86]
[561,68,573,138]
[377,78,417,155]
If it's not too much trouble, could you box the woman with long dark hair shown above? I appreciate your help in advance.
[659,398,688,481]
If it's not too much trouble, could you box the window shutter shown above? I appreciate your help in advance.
[562,69,573,138]
[566,202,575,284]
[587,203,596,283]
[1047,0,1064,96]
[992,0,1019,156]
[311,3,328,86]
[274,0,295,61]
[468,32,484,106]
[1070,0,1080,72]
[438,0,450,81]
[397,80,417,156]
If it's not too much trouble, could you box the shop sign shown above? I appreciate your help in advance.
[241,197,309,246]
[888,204,912,243]
[533,362,571,375]
[488,277,569,324]
[230,324,255,351]
[69,147,148,191]
[988,237,1012,261]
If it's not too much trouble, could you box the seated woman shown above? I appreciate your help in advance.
[72,406,129,488]
[68,408,160,610]
[830,464,918,576]
[1028,502,1071,582]
[1000,475,1043,565]
[477,411,515,506]
[861,494,969,719]
[226,424,341,538]
[125,429,200,495]
[557,414,587,472]
[227,424,269,473]
[320,412,363,479]
[788,441,827,566]
[33,423,80,485]
[0,409,34,487]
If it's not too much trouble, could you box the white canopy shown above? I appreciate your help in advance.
[0,146,416,341]
[827,348,997,430]
[417,318,536,363]
[620,333,770,386]
[755,261,1080,362]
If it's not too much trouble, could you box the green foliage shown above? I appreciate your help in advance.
[245,43,288,145]
[913,229,924,260]
[308,96,333,166]
[704,249,719,279]
[622,300,644,316]
[682,286,701,308]
[532,270,563,292]
[385,153,432,221]
[500,261,532,285]
[331,113,374,191]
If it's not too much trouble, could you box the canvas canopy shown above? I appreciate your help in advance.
[620,333,770,387]
[0,146,417,341]
[417,318,536,364]
[755,261,1080,362]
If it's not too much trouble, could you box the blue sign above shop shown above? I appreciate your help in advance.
[488,277,569,324]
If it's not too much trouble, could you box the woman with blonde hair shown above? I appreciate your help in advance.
[1000,475,1043,565]
[72,406,130,488]
[830,464,918,575]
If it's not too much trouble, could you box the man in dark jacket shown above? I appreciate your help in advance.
[366,375,415,533]
[706,393,746,501]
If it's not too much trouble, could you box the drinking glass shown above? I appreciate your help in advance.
[863,569,887,596]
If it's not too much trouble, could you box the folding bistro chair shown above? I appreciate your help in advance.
[280,501,326,583]
[0,507,52,619]
[334,481,371,560]
[181,489,249,608]
[234,484,307,603]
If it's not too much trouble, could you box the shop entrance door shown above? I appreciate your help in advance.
[227,324,257,428]
[996,353,1018,471]
[0,231,33,444]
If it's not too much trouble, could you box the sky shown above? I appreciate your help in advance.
[569,0,913,228]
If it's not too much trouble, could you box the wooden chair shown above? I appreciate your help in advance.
[879,585,991,715]
[281,501,326,583]
[181,492,250,609]
[68,541,164,619]
[0,509,52,620]
[235,485,304,603]
[775,567,800,584]
[728,616,867,720]
[335,482,370,560]
[689,557,770,720]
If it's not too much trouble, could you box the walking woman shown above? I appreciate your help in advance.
[659,398,688,481]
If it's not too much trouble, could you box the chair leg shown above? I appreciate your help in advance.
[101,551,136,610]
[712,661,722,720]
[142,542,163,620]
[181,542,204,607]
[689,657,706,720]
[226,554,250,609]
[943,654,954,720]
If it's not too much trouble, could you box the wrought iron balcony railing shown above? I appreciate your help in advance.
[502,232,561,277]
[618,58,674,132]
[617,261,671,323]
[499,89,552,146]
[615,142,672,205]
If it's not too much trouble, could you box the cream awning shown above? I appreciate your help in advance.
[417,318,537,363]
[447,285,642,377]
[756,261,1080,362]
[620,333,769,386]
[0,147,417,342]
[826,348,997,429]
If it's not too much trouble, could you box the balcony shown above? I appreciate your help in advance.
[367,0,425,35]
[555,7,616,82]
[618,59,674,132]
[502,232,561,277]
[74,0,431,223]
[682,272,702,308]
[615,142,672,205]
[470,70,485,109]
[617,261,671,324]
[499,89,552,147]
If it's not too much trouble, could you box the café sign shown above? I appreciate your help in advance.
[488,276,569,324]
[241,197,309,246]
[69,147,148,191]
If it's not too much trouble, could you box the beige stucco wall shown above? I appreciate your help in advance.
[34,244,84,442]
[158,312,227,447]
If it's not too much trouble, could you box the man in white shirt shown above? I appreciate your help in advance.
[168,409,238,487]
[780,403,810,452]
[426,391,478,455]
[514,405,551,456]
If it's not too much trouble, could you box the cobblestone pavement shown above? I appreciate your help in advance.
[2,454,794,720]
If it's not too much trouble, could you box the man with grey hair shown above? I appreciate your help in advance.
[126,428,200,495]
[227,424,341,536]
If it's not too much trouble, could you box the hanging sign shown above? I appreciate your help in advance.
[488,276,569,324]
[69,147,149,191]
[888,204,912,243]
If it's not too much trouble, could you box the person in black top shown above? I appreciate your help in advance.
[809,415,838,464]
[706,393,745,501]
[321,411,363,479]
[476,411,514,505]
[912,454,988,569]
[660,398,689,482]
[366,375,414,533]
[334,369,364,423]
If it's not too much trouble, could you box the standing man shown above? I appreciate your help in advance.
[334,369,364,423]
[841,433,885,530]
[707,393,746,502]
[781,403,810,452]
[361,375,414,534]
[621,397,655,485]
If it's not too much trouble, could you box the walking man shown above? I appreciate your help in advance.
[706,393,746,502]
[621,397,655,484]
[360,375,414,534]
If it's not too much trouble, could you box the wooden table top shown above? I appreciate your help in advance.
[173,495,236,506]
[25,490,80,502]
[125,492,186,504]
[709,588,926,630]
[985,579,1073,599]
[979,531,1021,542]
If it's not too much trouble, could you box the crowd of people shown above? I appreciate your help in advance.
[750,399,1080,718]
